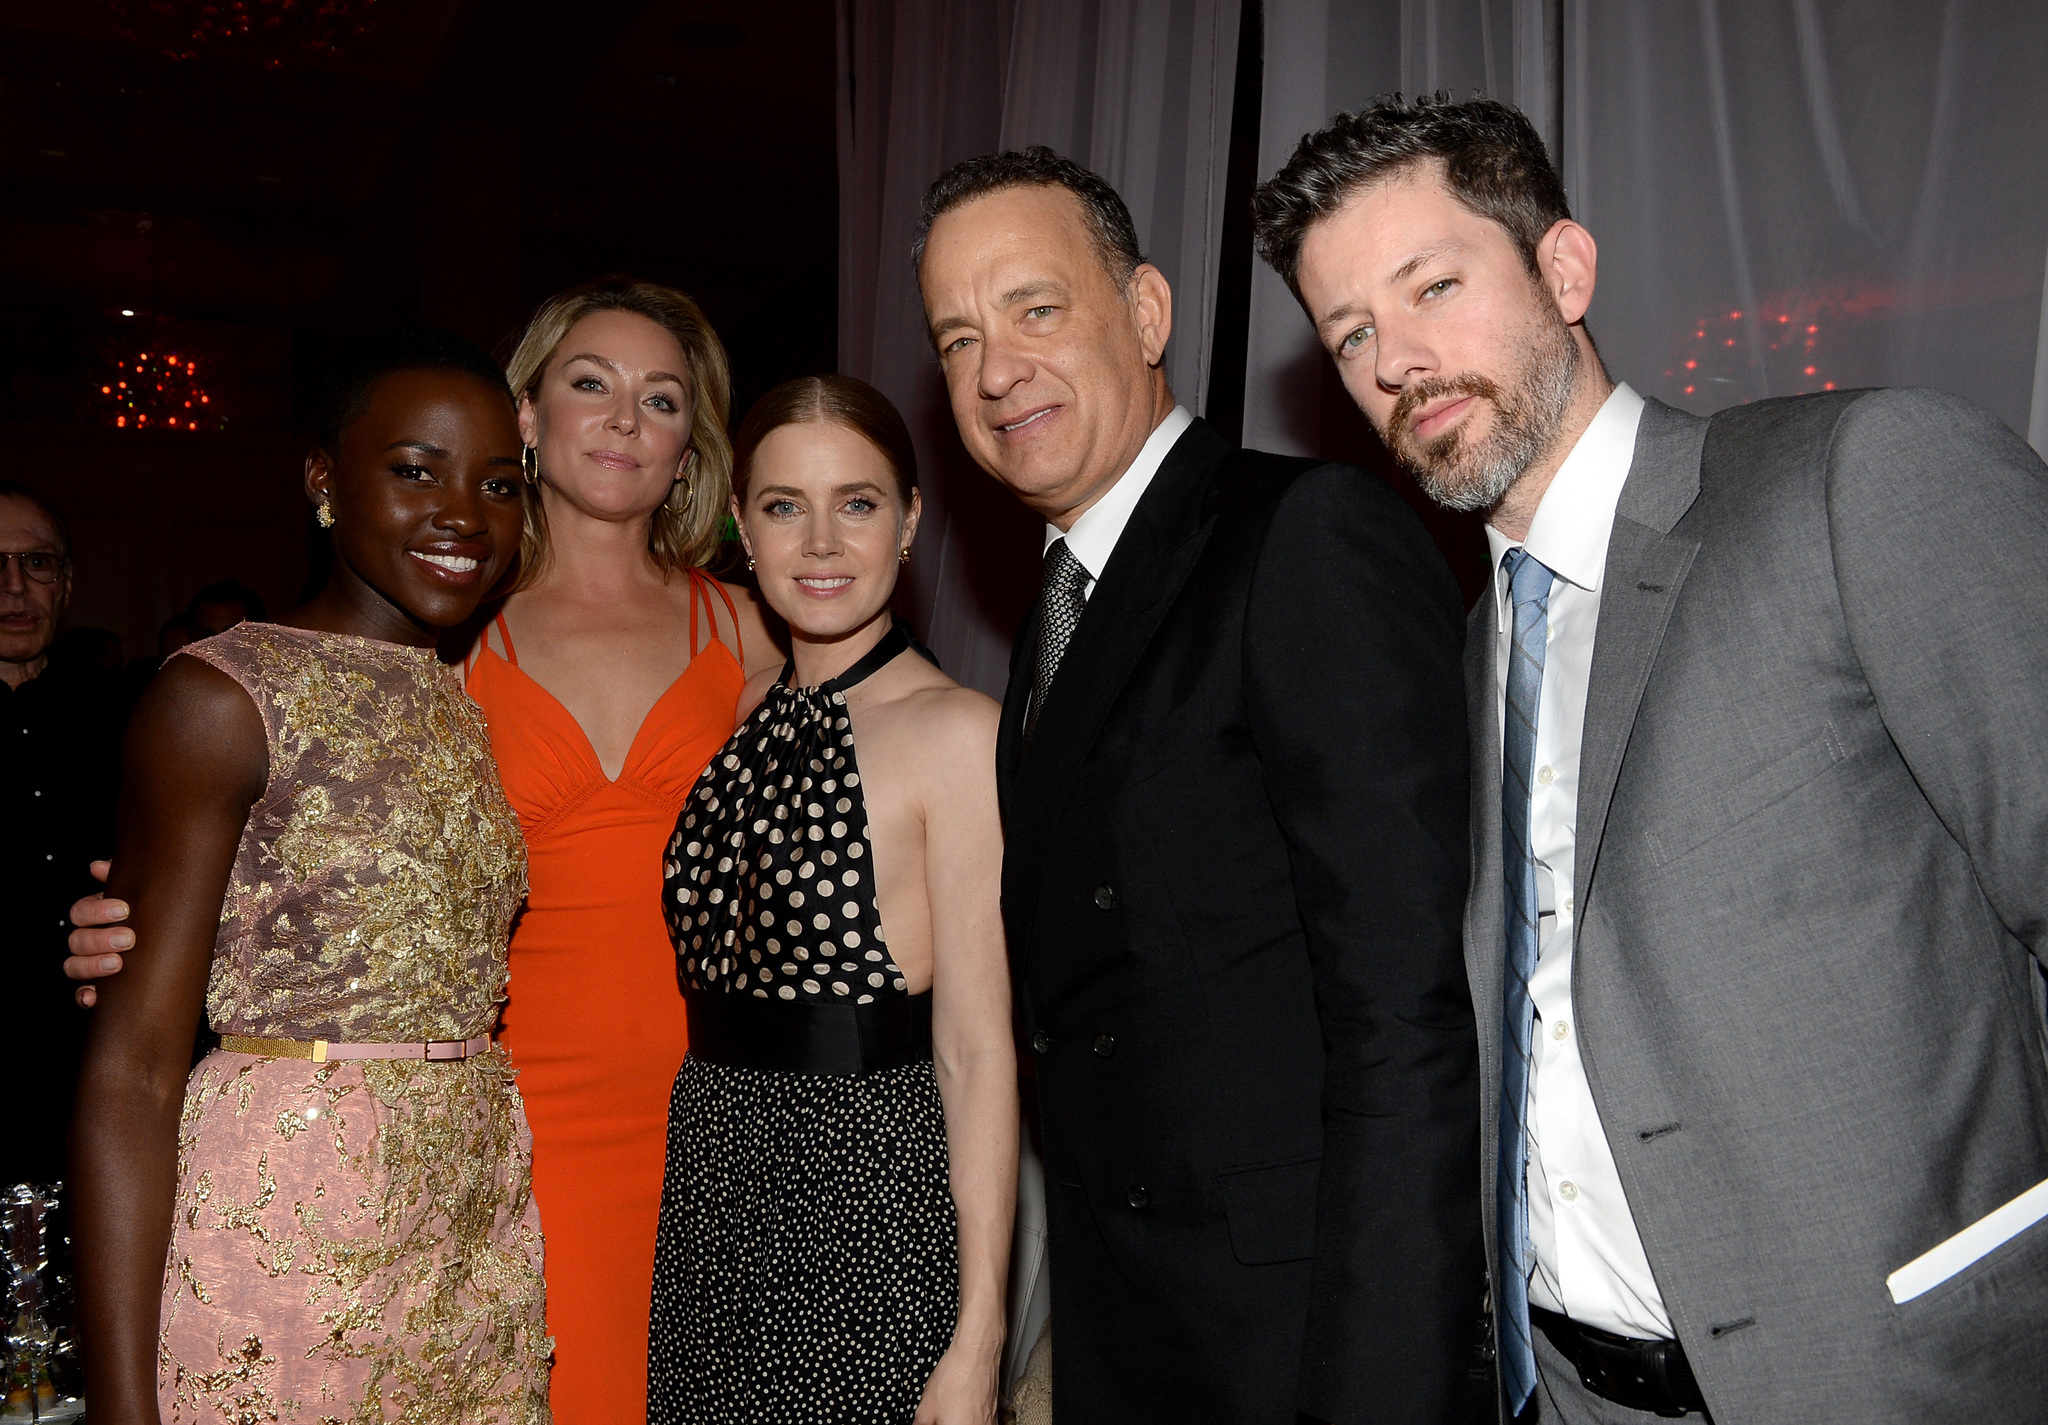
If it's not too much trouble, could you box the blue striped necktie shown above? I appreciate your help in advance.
[1498,546,1556,1414]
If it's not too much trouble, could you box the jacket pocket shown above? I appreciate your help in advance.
[1645,721,1847,868]
[1887,1176,2048,1305]
[1217,1156,1321,1265]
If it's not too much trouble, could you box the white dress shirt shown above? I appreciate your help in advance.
[1042,405,1194,600]
[1484,382,1675,1341]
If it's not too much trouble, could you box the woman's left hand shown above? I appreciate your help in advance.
[912,1342,999,1425]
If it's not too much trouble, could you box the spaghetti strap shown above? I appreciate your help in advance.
[687,569,741,659]
[493,613,520,666]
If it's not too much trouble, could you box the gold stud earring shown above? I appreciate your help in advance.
[316,500,335,529]
[520,445,540,484]
[746,556,757,572]
[898,547,912,564]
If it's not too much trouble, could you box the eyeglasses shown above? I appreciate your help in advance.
[0,552,68,585]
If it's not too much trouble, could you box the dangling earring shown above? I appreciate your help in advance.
[746,556,757,572]
[666,449,698,511]
[898,547,912,564]
[520,445,540,485]
[316,499,335,529]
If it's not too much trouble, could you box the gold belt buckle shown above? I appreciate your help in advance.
[311,1039,329,1063]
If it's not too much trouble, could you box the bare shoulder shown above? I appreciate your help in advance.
[128,654,269,793]
[873,660,999,769]
[737,664,783,722]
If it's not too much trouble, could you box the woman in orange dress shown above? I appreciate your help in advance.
[472,279,773,1423]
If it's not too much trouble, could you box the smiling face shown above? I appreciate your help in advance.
[0,493,69,675]
[735,420,919,644]
[520,308,696,526]
[1296,162,1595,514]
[305,369,525,642]
[918,184,1173,527]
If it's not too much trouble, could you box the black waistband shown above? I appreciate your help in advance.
[684,989,933,1076]
[1529,1307,1709,1419]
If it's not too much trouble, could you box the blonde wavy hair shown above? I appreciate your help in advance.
[504,277,733,587]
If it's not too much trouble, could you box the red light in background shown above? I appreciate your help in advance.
[1729,311,1742,320]
[1805,366,1817,375]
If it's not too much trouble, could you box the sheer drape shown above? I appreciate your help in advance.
[1245,0,2048,464]
[837,0,1242,695]
[1569,0,2048,451]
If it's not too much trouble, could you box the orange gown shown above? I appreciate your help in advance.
[465,570,743,1425]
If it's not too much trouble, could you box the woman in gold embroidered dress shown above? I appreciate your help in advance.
[71,330,550,1425]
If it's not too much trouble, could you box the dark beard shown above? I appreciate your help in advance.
[1383,313,1580,513]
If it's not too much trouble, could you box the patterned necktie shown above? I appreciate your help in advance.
[1498,546,1556,1414]
[1025,537,1089,743]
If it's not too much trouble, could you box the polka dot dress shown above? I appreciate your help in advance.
[649,624,959,1424]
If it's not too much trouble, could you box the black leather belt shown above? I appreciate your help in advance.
[1530,1307,1710,1418]
[684,989,932,1076]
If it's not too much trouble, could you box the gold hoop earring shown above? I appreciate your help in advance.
[316,500,335,529]
[520,445,540,485]
[898,547,911,564]
[665,479,693,512]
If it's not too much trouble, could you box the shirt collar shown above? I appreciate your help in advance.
[1044,405,1195,581]
[1483,382,1646,630]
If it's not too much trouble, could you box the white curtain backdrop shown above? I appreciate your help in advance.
[838,0,1243,697]
[1244,0,2048,476]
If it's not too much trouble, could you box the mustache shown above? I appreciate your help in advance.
[1388,373,1504,445]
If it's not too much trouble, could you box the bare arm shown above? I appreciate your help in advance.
[73,659,266,1425]
[916,693,1017,1425]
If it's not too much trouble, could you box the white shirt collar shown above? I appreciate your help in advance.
[1043,405,1195,583]
[1483,383,1646,631]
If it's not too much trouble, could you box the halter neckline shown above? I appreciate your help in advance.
[777,617,934,698]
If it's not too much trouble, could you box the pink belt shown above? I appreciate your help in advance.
[217,1033,493,1063]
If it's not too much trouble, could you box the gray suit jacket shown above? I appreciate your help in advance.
[1466,388,2048,1422]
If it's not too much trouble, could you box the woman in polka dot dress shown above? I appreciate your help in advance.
[650,376,1017,1425]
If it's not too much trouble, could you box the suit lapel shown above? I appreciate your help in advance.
[1463,598,1506,1246]
[1573,399,1708,913]
[1005,421,1230,892]
[995,600,1037,815]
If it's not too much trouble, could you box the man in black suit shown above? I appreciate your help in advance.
[914,147,1484,1424]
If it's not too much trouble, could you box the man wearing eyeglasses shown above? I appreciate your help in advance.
[1,480,120,1188]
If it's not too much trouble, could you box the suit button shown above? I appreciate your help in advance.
[1031,1031,1051,1055]
[1126,1185,1149,1209]
[1093,1034,1115,1057]
[1093,884,1117,910]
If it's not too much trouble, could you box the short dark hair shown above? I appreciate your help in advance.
[913,146,1145,290]
[1252,93,1571,301]
[0,480,70,558]
[312,326,512,454]
[733,375,917,503]
[185,579,268,624]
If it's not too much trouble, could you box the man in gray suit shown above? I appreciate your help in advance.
[1251,94,2048,1423]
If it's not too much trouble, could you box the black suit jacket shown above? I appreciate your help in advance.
[998,419,1483,1424]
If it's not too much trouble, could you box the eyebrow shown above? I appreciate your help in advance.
[560,352,689,388]
[929,281,1072,343]
[1314,240,1467,336]
[753,480,889,497]
[386,440,451,458]
[1390,240,1462,284]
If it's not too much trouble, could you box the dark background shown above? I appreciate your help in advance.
[0,0,838,655]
